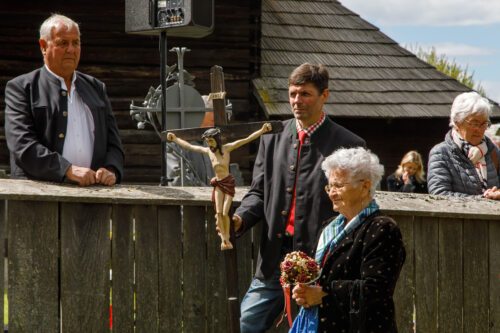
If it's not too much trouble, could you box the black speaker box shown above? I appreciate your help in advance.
[125,0,214,38]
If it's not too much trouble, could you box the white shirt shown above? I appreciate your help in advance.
[45,66,95,168]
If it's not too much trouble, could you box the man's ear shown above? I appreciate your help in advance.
[321,89,329,100]
[39,39,47,55]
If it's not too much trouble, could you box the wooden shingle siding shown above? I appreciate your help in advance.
[255,0,500,121]
[262,103,453,118]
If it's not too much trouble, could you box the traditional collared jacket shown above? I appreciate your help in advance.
[5,66,124,182]
[235,117,365,279]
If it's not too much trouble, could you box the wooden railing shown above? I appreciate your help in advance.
[0,179,498,332]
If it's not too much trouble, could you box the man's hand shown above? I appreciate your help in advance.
[96,167,117,186]
[65,165,96,187]
[216,214,243,235]
[232,214,243,232]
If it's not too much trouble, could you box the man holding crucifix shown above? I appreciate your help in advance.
[234,63,366,332]
[166,122,272,249]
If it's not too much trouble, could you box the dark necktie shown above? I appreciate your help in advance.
[286,130,308,236]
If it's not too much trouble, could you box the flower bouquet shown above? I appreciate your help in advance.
[280,251,320,287]
[278,251,320,327]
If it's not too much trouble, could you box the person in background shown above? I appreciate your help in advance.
[291,147,405,333]
[386,150,427,193]
[427,92,499,200]
[233,63,366,332]
[5,14,124,186]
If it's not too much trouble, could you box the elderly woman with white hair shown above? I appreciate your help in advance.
[290,147,406,333]
[427,91,500,200]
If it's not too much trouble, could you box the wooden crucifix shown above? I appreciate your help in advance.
[162,65,282,333]
[162,65,282,250]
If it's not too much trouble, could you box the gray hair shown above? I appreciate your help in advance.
[321,147,384,196]
[40,14,80,41]
[449,91,492,127]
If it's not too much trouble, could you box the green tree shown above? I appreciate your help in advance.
[409,45,485,95]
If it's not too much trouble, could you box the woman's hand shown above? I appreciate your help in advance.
[484,186,500,200]
[292,283,327,308]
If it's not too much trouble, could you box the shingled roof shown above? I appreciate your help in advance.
[253,0,500,118]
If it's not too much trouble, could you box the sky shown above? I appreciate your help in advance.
[340,0,500,104]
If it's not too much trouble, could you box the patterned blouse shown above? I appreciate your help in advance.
[317,213,406,333]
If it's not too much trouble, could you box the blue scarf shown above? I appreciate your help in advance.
[289,200,380,333]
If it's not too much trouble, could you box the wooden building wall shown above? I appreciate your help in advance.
[0,1,488,188]
[0,0,261,183]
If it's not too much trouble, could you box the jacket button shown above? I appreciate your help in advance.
[61,91,67,96]
[277,233,283,238]
[281,210,288,216]
[290,165,295,171]
[63,111,68,117]
[286,187,293,193]
[58,133,65,139]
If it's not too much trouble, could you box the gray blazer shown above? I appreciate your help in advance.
[235,117,366,279]
[427,130,500,197]
[5,66,124,183]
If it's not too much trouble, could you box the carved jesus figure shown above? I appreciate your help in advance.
[167,123,272,250]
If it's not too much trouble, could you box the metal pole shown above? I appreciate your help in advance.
[159,31,168,186]
[171,47,189,186]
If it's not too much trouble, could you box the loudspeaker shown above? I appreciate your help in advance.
[125,0,214,38]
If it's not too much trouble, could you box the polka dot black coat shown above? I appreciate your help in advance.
[317,213,406,333]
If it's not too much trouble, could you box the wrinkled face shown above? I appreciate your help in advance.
[39,23,81,80]
[456,113,490,146]
[288,83,328,127]
[403,162,418,176]
[325,169,370,217]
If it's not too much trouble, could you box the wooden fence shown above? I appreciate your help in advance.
[0,179,498,332]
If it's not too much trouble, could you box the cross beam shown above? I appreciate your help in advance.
[160,65,283,142]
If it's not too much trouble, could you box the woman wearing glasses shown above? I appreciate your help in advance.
[427,91,500,200]
[290,147,406,333]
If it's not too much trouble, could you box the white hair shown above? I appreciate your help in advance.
[449,91,492,127]
[39,14,80,41]
[321,147,384,196]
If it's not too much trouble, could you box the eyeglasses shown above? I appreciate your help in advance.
[325,179,364,193]
[463,119,491,130]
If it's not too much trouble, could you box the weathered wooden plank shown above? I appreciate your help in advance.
[490,220,500,333]
[414,216,438,333]
[7,200,59,332]
[111,204,134,333]
[463,219,489,333]
[0,181,498,220]
[134,205,159,332]
[392,214,415,333]
[183,206,207,332]
[206,206,228,332]
[0,200,4,329]
[438,218,463,332]
[158,205,182,332]
[60,202,110,333]
[236,220,253,301]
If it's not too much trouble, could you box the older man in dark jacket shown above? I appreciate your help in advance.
[233,63,365,333]
[5,14,123,186]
